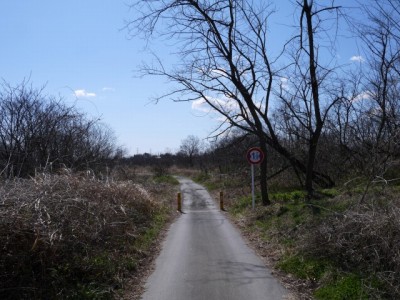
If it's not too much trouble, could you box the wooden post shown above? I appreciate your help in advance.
[220,191,224,211]
[177,192,182,213]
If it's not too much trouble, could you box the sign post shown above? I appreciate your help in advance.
[246,147,265,210]
[251,164,255,209]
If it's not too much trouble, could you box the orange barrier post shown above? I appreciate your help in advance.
[220,191,224,211]
[177,192,182,213]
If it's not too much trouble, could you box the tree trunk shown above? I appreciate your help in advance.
[305,141,318,198]
[259,139,270,205]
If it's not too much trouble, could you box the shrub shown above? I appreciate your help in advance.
[304,191,400,298]
[0,174,167,299]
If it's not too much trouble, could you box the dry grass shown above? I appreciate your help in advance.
[304,190,400,298]
[0,173,176,299]
[195,170,400,299]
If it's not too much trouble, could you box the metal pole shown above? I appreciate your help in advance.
[251,164,255,210]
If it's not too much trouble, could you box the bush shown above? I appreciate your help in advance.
[0,174,167,299]
[304,191,400,298]
[0,81,120,178]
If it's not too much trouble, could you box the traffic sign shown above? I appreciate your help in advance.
[246,147,264,165]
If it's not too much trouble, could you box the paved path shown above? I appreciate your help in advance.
[141,177,288,300]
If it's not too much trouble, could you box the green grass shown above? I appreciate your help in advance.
[192,172,221,191]
[153,175,180,185]
[319,188,340,198]
[135,211,168,251]
[71,209,169,299]
[270,190,306,202]
[228,188,368,298]
[203,181,220,191]
[314,274,368,300]
[193,172,211,183]
[230,194,262,215]
[278,255,332,281]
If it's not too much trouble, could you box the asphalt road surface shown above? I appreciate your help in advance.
[141,177,289,300]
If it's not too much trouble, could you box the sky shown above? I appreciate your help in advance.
[0,0,364,155]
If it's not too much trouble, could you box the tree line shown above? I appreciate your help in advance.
[0,80,122,178]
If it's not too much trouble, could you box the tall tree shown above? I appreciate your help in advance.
[179,135,202,167]
[276,0,340,196]
[127,0,340,202]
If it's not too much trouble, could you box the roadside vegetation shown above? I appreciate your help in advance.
[0,81,179,299]
[0,169,178,299]
[126,2,400,297]
[129,134,398,299]
[194,172,400,299]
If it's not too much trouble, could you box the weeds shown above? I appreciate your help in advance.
[203,172,400,299]
[153,174,180,185]
[270,190,306,203]
[0,173,176,299]
[314,274,368,300]
[231,195,253,215]
[277,255,332,282]
[303,190,400,299]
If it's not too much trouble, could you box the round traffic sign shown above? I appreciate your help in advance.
[246,147,264,164]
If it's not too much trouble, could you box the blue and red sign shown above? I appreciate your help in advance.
[246,147,265,165]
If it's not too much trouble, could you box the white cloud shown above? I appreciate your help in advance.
[102,87,115,92]
[350,55,364,63]
[211,68,228,77]
[191,98,210,113]
[352,91,373,102]
[74,89,96,98]
[280,77,289,91]
[192,96,240,115]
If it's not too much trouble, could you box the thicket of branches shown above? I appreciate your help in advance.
[0,81,122,179]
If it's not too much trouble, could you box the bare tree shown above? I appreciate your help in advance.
[332,0,400,194]
[0,80,120,178]
[276,0,341,197]
[127,0,341,203]
[179,135,202,167]
[312,0,400,193]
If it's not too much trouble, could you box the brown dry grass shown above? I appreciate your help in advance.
[0,172,177,299]
[304,190,400,298]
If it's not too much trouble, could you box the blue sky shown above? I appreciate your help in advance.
[0,0,363,155]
